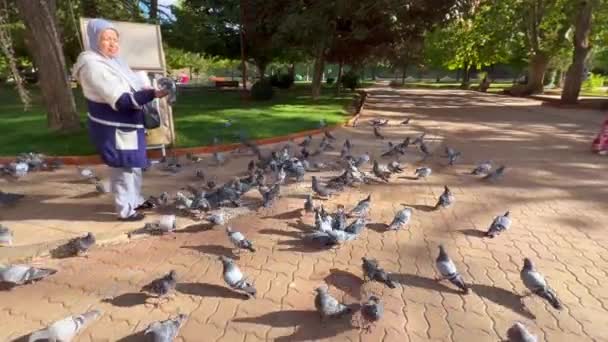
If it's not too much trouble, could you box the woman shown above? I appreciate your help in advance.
[73,19,169,221]
[592,117,608,155]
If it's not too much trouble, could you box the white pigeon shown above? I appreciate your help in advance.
[0,264,57,286]
[28,309,102,342]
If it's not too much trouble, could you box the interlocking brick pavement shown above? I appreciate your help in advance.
[1,87,608,341]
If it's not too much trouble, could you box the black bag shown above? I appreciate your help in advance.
[143,101,161,129]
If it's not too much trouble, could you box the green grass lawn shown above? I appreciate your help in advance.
[0,84,355,156]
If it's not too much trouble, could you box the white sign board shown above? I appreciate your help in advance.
[79,18,166,72]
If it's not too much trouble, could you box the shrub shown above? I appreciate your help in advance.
[326,77,335,85]
[582,73,605,90]
[341,71,359,90]
[269,73,294,89]
[251,80,274,100]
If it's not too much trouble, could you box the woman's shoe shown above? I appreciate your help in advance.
[119,212,145,222]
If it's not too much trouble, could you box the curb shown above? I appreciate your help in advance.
[0,91,368,166]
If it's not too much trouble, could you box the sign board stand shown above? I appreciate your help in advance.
[79,18,175,157]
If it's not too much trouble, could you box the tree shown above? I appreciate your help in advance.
[16,0,80,132]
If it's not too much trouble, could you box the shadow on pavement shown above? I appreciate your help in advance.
[101,292,150,307]
[324,268,364,300]
[176,282,249,300]
[392,273,463,294]
[470,284,536,320]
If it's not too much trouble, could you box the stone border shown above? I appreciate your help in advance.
[0,91,368,165]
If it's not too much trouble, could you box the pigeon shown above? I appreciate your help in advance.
[444,147,462,166]
[435,245,469,294]
[520,258,562,310]
[412,133,426,145]
[0,264,57,286]
[400,118,411,125]
[324,129,336,141]
[0,190,25,206]
[10,162,29,178]
[326,229,358,243]
[312,176,334,198]
[94,180,110,193]
[304,194,314,213]
[175,191,194,210]
[372,161,391,182]
[186,153,203,163]
[205,211,225,225]
[213,152,226,166]
[434,186,454,210]
[483,165,506,181]
[373,126,385,140]
[304,231,338,247]
[414,167,432,179]
[314,207,333,232]
[344,139,353,150]
[340,144,350,159]
[226,226,256,254]
[369,118,389,126]
[355,153,370,168]
[145,314,188,342]
[77,167,97,181]
[299,135,312,147]
[331,205,347,231]
[0,225,13,246]
[419,141,431,157]
[348,194,371,218]
[471,160,492,175]
[66,233,96,256]
[27,309,102,342]
[274,166,286,185]
[141,270,177,300]
[360,295,383,331]
[362,257,396,288]
[506,322,538,342]
[128,215,176,237]
[388,207,412,230]
[157,76,177,104]
[344,217,366,235]
[387,160,405,174]
[486,211,512,238]
[260,183,281,208]
[219,256,256,298]
[314,287,352,320]
[195,169,206,180]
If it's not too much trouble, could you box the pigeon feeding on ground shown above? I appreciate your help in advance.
[362,257,396,288]
[314,207,333,233]
[400,118,411,125]
[520,258,562,310]
[372,161,391,182]
[0,190,25,206]
[0,225,13,246]
[66,233,96,257]
[435,245,469,294]
[312,176,334,198]
[419,141,432,158]
[10,162,29,178]
[141,270,177,304]
[314,287,352,321]
[388,207,412,230]
[387,160,405,174]
[260,183,281,208]
[485,211,512,238]
[0,264,57,287]
[444,147,462,166]
[434,186,454,210]
[219,256,256,298]
[324,129,336,141]
[360,295,383,332]
[205,211,225,226]
[373,126,385,140]
[78,167,98,181]
[304,194,314,213]
[507,322,538,342]
[483,165,506,181]
[128,215,176,238]
[94,180,110,193]
[299,135,312,147]
[27,309,102,342]
[226,227,256,254]
[145,314,187,342]
[471,160,492,175]
[186,153,203,163]
[331,205,347,231]
[348,194,371,218]
[213,152,226,166]
[414,167,432,179]
[412,133,426,145]
[369,118,389,126]
[344,217,366,235]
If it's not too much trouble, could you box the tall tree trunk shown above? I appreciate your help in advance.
[371,65,376,81]
[401,64,408,84]
[562,0,593,104]
[335,59,343,95]
[256,62,266,81]
[150,0,158,21]
[460,61,470,88]
[525,53,550,94]
[311,45,326,100]
[288,63,295,80]
[16,0,80,132]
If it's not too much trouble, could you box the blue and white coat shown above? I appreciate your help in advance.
[72,51,155,168]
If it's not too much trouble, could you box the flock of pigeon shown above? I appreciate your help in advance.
[0,117,555,342]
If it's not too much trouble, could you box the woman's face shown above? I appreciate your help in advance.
[98,29,119,58]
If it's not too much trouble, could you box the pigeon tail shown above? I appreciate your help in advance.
[536,288,562,310]
[449,275,470,294]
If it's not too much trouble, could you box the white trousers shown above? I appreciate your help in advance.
[109,167,144,218]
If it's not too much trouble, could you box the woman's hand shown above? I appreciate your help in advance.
[154,88,170,98]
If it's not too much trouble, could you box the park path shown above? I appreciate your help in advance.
[1,87,608,341]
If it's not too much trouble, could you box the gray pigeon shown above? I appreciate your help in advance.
[213,151,226,166]
[486,211,511,238]
[175,192,194,210]
[129,215,176,237]
[419,141,431,157]
[314,207,333,232]
[360,295,383,331]
[205,211,225,226]
[331,205,347,231]
[324,129,336,141]
[226,226,256,254]
[77,166,96,181]
[0,225,13,246]
[373,126,385,140]
[471,160,492,175]
[0,190,25,206]
[520,258,562,310]
[355,153,370,168]
[388,207,412,230]
[412,133,426,145]
[11,162,29,178]
[27,309,102,342]
[304,194,314,213]
[144,314,187,342]
[348,194,371,218]
[141,270,177,300]
[312,176,334,198]
[444,147,462,166]
[314,287,352,320]
[94,180,110,193]
[435,245,469,294]
[414,167,432,179]
[66,232,96,256]
[362,257,396,288]
[219,256,256,298]
[506,322,538,342]
[326,229,357,244]
[304,231,338,247]
[195,169,206,180]
[344,218,366,235]
[299,135,312,147]
[387,160,405,174]
[260,183,280,208]
[434,186,454,210]
[157,77,177,104]
[483,165,506,181]
[372,161,391,182]
[0,264,57,286]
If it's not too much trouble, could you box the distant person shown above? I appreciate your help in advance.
[592,116,608,155]
[72,18,169,221]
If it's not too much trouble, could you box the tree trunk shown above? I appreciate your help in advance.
[401,64,408,84]
[562,0,593,104]
[311,46,325,100]
[525,53,550,94]
[256,62,266,81]
[16,0,80,132]
[335,59,343,95]
[371,65,376,81]
[288,63,295,80]
[460,61,471,88]
[150,0,158,21]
